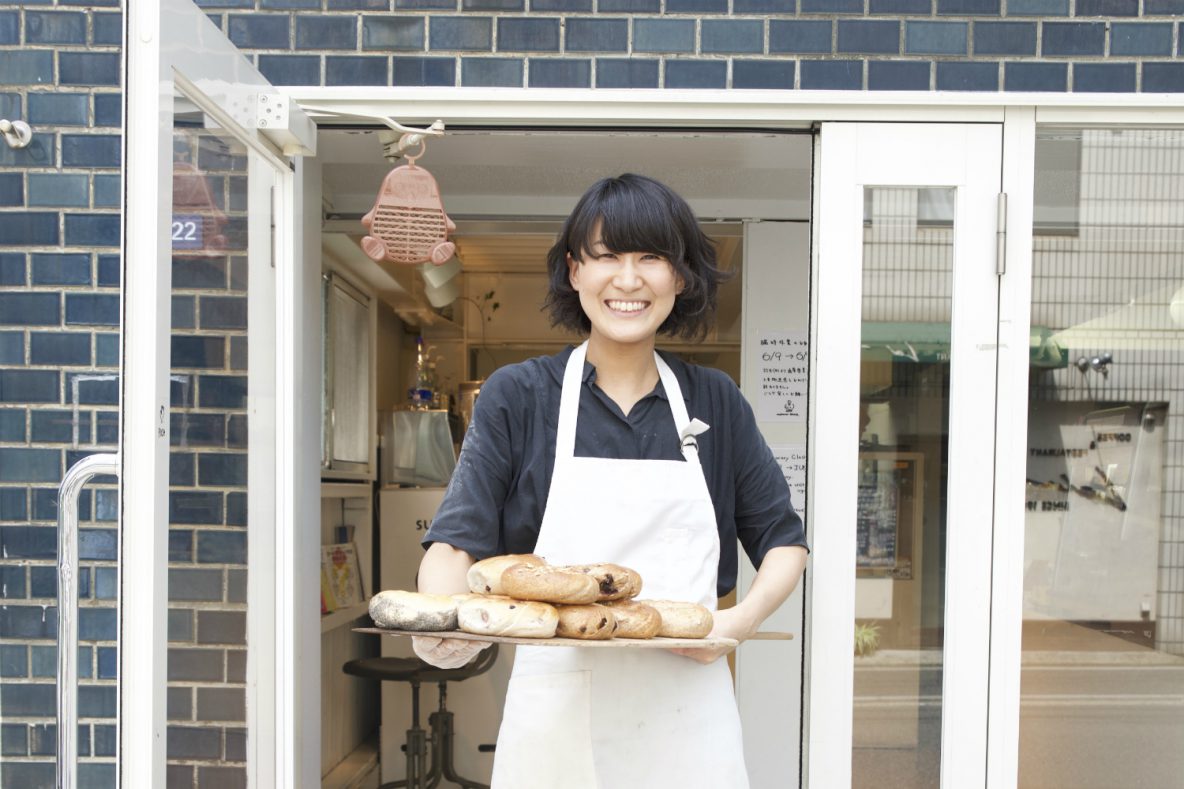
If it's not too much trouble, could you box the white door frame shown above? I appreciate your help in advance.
[123,0,315,786]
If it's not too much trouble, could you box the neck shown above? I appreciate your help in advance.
[584,333,659,415]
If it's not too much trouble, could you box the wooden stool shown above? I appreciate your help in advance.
[343,644,498,789]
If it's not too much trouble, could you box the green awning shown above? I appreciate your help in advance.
[860,322,1067,368]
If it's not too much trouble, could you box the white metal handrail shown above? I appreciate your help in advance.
[57,453,119,789]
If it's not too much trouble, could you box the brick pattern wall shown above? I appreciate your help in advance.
[191,0,1184,91]
[0,3,122,788]
[2,1,1183,788]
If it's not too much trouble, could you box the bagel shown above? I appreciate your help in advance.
[501,563,600,605]
[456,594,558,638]
[602,599,661,639]
[466,553,546,595]
[641,599,714,639]
[368,590,457,632]
[564,563,642,601]
[555,604,617,640]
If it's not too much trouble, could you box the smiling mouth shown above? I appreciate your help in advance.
[605,300,649,313]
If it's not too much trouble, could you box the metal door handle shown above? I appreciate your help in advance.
[57,453,118,789]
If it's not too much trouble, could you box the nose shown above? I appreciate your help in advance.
[612,254,643,289]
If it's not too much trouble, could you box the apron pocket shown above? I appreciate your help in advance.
[492,670,597,789]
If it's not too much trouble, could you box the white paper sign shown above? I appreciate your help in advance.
[754,331,808,421]
[770,443,807,526]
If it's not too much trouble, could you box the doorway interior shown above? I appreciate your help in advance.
[310,126,815,787]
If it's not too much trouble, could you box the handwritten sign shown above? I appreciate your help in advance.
[770,444,807,526]
[754,331,808,422]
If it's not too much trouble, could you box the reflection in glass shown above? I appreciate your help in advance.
[166,103,255,785]
[852,188,954,788]
[1020,129,1184,787]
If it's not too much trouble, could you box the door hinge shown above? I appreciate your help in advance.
[995,192,1007,276]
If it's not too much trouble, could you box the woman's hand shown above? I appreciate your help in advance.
[412,636,492,669]
[667,605,757,664]
[668,546,808,665]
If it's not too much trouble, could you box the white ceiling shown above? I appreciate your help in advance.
[318,128,813,221]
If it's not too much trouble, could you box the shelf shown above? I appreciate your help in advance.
[321,481,372,499]
[321,733,379,789]
[321,602,371,634]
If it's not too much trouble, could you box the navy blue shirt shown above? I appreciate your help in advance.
[423,346,807,598]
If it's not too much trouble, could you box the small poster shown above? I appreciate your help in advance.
[754,331,808,422]
[322,543,365,609]
[769,444,807,526]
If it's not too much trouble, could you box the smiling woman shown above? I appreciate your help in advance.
[413,172,809,789]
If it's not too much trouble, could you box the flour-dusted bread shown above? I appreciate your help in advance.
[457,594,559,638]
[642,600,714,639]
[564,563,642,601]
[555,604,617,640]
[501,564,600,605]
[466,553,546,595]
[602,599,661,639]
[369,590,458,632]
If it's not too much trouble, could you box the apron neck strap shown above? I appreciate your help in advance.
[557,342,695,460]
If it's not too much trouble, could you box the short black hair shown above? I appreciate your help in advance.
[543,173,729,341]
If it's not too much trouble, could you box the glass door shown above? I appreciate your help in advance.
[122,1,313,786]
[808,123,1003,788]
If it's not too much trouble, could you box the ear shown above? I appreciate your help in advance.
[567,252,580,290]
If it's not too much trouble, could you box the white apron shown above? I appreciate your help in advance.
[491,342,749,789]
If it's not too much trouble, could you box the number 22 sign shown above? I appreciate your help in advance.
[171,215,204,250]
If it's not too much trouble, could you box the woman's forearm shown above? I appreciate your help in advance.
[731,545,808,638]
[417,542,476,595]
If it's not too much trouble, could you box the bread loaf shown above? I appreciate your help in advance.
[565,563,642,601]
[602,599,661,639]
[457,595,558,638]
[642,599,714,639]
[501,564,600,605]
[555,604,617,640]
[369,590,457,632]
[466,553,546,595]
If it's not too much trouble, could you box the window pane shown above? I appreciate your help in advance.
[853,187,955,788]
[1021,128,1184,788]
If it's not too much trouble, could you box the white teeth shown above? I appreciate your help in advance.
[606,300,647,313]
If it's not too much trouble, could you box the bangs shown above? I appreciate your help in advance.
[567,177,687,264]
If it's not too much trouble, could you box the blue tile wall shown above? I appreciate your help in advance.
[528,58,591,87]
[837,20,901,55]
[296,16,358,50]
[461,57,524,87]
[59,53,120,86]
[26,11,88,44]
[868,59,930,89]
[362,17,425,51]
[973,21,1037,56]
[497,18,560,52]
[27,173,89,207]
[0,172,22,207]
[0,11,15,44]
[595,58,660,88]
[0,52,53,85]
[565,19,628,53]
[1042,22,1106,57]
[28,93,89,126]
[664,59,727,89]
[905,21,967,55]
[1110,24,1173,57]
[701,20,764,55]
[634,19,696,54]
[227,14,291,49]
[430,16,492,51]
[732,59,796,89]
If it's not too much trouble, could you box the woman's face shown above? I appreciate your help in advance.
[567,224,683,350]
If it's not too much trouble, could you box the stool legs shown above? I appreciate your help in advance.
[384,680,428,789]
[384,680,489,789]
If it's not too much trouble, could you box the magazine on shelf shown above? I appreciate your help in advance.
[322,542,365,609]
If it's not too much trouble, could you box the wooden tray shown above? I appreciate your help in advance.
[356,627,792,649]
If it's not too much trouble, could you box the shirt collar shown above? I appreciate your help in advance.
[581,359,670,402]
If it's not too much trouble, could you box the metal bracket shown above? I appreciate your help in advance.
[249,93,317,157]
[0,118,33,149]
[57,453,119,789]
[996,192,1007,276]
